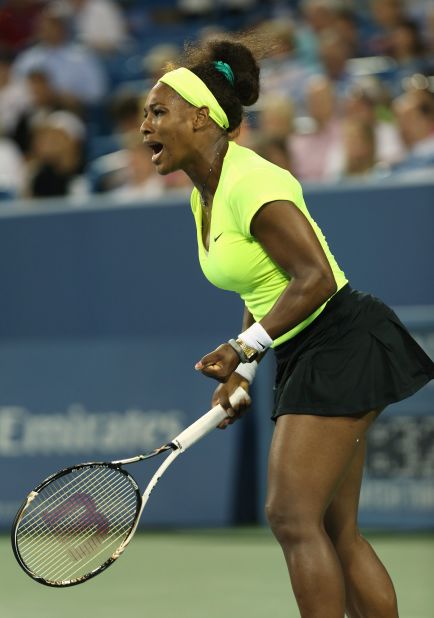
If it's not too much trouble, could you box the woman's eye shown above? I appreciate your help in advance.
[143,108,165,120]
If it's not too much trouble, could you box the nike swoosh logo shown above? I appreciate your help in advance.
[214,232,223,242]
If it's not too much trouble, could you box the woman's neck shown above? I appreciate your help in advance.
[187,136,229,206]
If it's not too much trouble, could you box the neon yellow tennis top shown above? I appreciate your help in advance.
[191,142,348,347]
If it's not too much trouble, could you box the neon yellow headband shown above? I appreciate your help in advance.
[158,67,229,130]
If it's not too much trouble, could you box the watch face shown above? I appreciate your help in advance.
[236,339,258,361]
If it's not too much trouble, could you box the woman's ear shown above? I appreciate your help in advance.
[192,106,210,130]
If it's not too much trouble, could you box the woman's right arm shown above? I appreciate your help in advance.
[212,306,257,428]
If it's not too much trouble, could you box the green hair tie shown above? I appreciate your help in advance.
[213,60,235,86]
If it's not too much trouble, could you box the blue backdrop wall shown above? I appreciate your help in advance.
[0,178,433,530]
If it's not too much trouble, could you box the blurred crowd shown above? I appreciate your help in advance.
[0,0,433,202]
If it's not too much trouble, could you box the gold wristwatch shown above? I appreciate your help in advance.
[228,338,259,363]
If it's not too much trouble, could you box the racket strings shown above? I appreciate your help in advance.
[55,507,135,581]
[18,470,135,566]
[18,467,125,540]
[18,466,107,527]
[18,468,133,546]
[16,467,139,583]
[17,474,136,578]
[24,489,137,582]
[21,477,136,574]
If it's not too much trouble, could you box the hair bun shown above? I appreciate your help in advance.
[181,36,262,130]
[208,39,260,107]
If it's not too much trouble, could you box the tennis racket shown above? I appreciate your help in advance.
[11,386,250,588]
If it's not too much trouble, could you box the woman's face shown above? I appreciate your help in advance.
[141,82,197,175]
[391,24,419,57]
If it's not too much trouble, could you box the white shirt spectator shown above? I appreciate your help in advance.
[290,116,343,181]
[0,139,24,196]
[0,76,32,134]
[375,122,406,166]
[392,132,434,178]
[13,43,107,105]
[113,176,165,202]
[58,0,128,52]
[327,121,406,179]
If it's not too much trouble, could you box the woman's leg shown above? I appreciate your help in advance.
[265,410,383,618]
[324,437,398,618]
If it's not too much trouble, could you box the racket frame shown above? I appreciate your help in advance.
[11,386,249,587]
[11,461,144,587]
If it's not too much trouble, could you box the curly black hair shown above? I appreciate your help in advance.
[175,37,261,132]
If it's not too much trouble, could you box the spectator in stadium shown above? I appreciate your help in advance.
[178,0,258,21]
[101,89,143,153]
[257,93,294,142]
[339,117,377,179]
[0,0,43,54]
[143,43,181,84]
[110,90,143,137]
[296,0,343,68]
[252,94,295,169]
[140,34,433,617]
[317,28,356,101]
[161,167,193,194]
[0,134,25,198]
[366,0,407,56]
[24,110,86,197]
[390,18,426,63]
[248,133,292,172]
[0,49,32,138]
[427,6,434,55]
[177,0,214,20]
[333,7,362,58]
[196,24,229,47]
[12,6,107,111]
[108,133,165,200]
[11,69,61,156]
[388,18,432,90]
[258,19,317,114]
[392,88,434,175]
[55,0,129,53]
[290,75,343,181]
[344,80,405,166]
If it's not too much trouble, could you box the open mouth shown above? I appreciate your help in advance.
[148,141,164,163]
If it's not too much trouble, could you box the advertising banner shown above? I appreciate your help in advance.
[0,338,243,529]
[0,183,433,530]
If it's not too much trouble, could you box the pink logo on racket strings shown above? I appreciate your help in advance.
[41,492,110,536]
[41,493,111,562]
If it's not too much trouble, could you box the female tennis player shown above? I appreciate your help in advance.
[141,37,434,618]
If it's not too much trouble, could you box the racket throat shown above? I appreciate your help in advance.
[113,444,175,466]
[168,440,181,451]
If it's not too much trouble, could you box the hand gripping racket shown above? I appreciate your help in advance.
[11,386,250,587]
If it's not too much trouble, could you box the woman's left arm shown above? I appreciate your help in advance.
[195,200,337,380]
[251,199,337,339]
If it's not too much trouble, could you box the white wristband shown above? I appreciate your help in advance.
[238,322,273,352]
[234,360,258,384]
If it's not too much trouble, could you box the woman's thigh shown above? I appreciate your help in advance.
[324,437,367,543]
[266,410,378,526]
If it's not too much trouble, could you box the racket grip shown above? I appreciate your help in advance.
[172,386,251,452]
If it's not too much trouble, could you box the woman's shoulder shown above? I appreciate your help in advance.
[227,141,277,170]
[225,142,301,193]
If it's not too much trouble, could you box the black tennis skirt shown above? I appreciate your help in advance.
[273,284,434,418]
